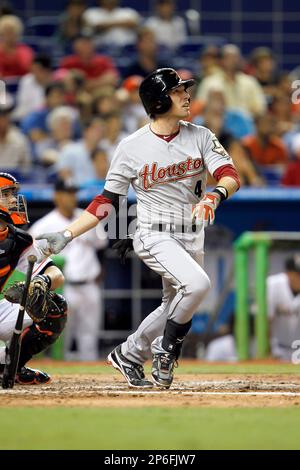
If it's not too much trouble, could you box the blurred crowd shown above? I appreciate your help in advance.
[1,0,300,188]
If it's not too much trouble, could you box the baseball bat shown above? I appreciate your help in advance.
[1,255,37,389]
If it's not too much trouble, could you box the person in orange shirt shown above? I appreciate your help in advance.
[242,112,288,165]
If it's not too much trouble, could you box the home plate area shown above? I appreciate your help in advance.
[1,374,300,408]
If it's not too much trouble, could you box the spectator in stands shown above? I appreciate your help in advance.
[0,2,14,17]
[201,98,265,187]
[100,111,128,163]
[92,86,119,119]
[115,75,147,134]
[57,68,86,106]
[13,54,53,121]
[90,146,109,180]
[56,117,104,185]
[0,95,32,170]
[267,255,300,361]
[270,72,300,119]
[83,0,140,48]
[35,106,76,168]
[281,134,300,187]
[242,112,289,166]
[0,14,34,78]
[59,32,119,92]
[269,93,295,138]
[57,0,87,47]
[196,45,221,83]
[192,88,255,140]
[29,179,108,361]
[21,82,67,144]
[125,27,170,78]
[196,44,266,117]
[53,68,93,123]
[248,47,278,98]
[145,0,187,50]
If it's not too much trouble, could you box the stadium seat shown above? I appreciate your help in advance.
[25,16,59,37]
[176,35,226,58]
[4,77,20,97]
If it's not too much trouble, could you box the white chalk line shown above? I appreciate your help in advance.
[112,391,300,397]
[1,389,300,397]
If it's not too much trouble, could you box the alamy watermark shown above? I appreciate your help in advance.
[291,340,300,364]
[0,80,6,106]
[94,197,202,241]
[291,80,300,105]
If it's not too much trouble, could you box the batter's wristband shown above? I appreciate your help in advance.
[213,186,228,202]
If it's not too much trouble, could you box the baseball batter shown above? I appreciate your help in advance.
[37,68,240,389]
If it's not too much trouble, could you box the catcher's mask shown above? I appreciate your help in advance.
[0,172,29,226]
[139,68,195,118]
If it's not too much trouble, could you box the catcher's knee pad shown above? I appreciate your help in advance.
[162,319,192,359]
[18,293,68,368]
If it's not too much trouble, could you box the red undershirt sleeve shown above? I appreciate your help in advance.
[213,164,241,189]
[86,194,114,220]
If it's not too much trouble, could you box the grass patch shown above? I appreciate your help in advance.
[29,360,300,376]
[0,407,300,450]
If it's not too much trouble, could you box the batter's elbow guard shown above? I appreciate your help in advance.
[18,293,68,368]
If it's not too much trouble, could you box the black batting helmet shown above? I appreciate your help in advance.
[139,68,195,117]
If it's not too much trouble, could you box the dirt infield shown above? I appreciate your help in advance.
[2,373,300,408]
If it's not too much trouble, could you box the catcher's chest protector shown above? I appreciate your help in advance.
[0,225,32,292]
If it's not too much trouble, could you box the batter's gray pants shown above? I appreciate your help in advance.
[122,228,211,364]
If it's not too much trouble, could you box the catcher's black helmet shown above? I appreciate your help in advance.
[139,68,195,117]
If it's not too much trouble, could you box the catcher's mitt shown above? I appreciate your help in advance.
[4,274,52,323]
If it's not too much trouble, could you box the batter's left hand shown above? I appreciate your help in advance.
[192,192,221,227]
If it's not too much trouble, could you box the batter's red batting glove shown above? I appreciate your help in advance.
[192,192,221,227]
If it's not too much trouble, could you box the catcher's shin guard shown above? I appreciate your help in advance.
[18,293,68,368]
[162,319,192,359]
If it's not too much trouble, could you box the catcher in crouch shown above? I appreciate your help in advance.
[0,172,67,385]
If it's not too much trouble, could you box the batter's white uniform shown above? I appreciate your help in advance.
[0,242,52,364]
[267,273,300,361]
[104,121,233,364]
[29,209,108,361]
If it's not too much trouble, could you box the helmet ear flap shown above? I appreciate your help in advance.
[152,94,173,115]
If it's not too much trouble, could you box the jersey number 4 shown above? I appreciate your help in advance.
[194,180,202,198]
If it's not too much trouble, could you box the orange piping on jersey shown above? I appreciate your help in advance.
[0,227,8,240]
[35,325,53,336]
[1,268,14,293]
[47,313,67,319]
[0,240,34,294]
[0,265,11,277]
[21,327,30,339]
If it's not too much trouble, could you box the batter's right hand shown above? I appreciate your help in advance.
[192,192,221,227]
[35,231,73,255]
